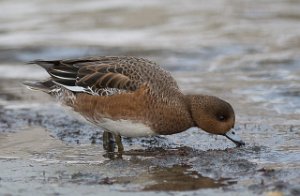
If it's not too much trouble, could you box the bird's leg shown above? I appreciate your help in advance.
[103,131,115,152]
[114,134,124,153]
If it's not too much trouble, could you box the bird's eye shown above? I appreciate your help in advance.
[218,115,226,121]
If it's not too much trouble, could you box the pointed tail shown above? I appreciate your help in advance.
[23,80,55,94]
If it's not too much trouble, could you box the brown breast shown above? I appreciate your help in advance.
[71,85,194,135]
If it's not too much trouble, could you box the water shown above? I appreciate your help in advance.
[0,0,299,195]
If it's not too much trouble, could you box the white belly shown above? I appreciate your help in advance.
[97,118,157,137]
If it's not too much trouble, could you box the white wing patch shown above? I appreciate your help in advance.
[52,81,126,96]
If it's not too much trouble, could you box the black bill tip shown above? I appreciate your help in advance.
[224,130,245,147]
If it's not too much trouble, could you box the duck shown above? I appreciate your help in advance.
[24,56,245,152]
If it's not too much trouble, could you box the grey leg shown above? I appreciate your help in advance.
[103,131,115,152]
[114,134,124,153]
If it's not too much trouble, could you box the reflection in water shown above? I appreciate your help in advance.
[0,127,236,192]
[142,165,232,191]
[112,164,233,191]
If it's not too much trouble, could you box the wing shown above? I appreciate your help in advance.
[31,56,179,97]
[76,62,137,93]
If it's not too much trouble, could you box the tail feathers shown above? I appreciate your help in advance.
[23,80,55,93]
[29,60,77,86]
[28,60,60,69]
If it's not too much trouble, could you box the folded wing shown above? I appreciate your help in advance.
[29,56,178,97]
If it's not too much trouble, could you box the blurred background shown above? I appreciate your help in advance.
[0,0,299,195]
[1,0,299,114]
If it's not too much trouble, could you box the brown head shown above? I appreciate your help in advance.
[186,95,244,146]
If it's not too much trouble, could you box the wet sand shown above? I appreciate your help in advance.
[0,74,299,195]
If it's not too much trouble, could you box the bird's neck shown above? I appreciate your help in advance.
[184,94,201,127]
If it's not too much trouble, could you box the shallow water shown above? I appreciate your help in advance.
[0,0,299,195]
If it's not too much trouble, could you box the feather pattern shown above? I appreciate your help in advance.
[29,56,180,98]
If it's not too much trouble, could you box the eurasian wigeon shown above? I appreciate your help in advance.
[24,56,245,152]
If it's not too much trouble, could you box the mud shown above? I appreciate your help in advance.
[0,76,299,195]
